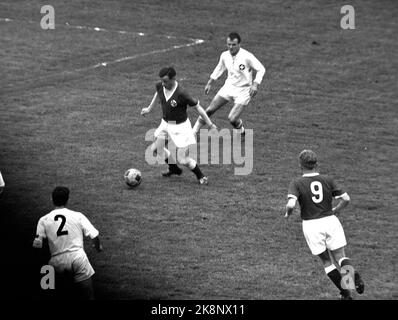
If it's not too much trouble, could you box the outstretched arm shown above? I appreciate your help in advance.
[205,55,226,95]
[141,92,158,116]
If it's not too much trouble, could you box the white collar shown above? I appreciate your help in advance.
[163,81,178,101]
[302,172,320,177]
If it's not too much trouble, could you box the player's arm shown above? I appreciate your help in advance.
[92,236,103,252]
[0,171,4,194]
[194,102,217,129]
[332,193,350,215]
[32,219,46,249]
[285,180,299,218]
[141,92,158,116]
[285,196,297,218]
[205,55,226,94]
[248,54,266,97]
[80,215,103,252]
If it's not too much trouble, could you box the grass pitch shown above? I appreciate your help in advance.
[0,0,397,300]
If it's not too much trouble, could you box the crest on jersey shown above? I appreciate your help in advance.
[239,64,246,70]
[170,99,177,107]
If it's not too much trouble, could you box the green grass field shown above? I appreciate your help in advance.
[0,0,397,300]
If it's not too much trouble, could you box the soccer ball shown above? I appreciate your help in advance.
[124,168,142,188]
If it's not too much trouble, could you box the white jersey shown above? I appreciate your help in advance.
[210,48,265,87]
[33,208,99,256]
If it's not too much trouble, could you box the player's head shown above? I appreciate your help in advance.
[52,186,70,207]
[227,32,241,56]
[298,149,318,170]
[159,67,176,90]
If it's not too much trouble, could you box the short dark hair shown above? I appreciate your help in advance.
[52,186,69,206]
[299,150,318,170]
[228,32,241,43]
[159,67,176,79]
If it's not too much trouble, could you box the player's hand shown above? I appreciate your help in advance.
[204,84,211,95]
[284,212,290,219]
[141,107,149,116]
[249,83,258,97]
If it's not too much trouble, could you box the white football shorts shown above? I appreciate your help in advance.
[49,248,95,283]
[154,118,196,148]
[302,215,347,255]
[217,84,251,105]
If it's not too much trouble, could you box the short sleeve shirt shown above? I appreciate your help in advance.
[33,208,99,256]
[287,173,344,220]
[156,82,198,124]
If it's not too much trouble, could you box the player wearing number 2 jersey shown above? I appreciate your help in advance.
[285,150,364,300]
[33,186,103,299]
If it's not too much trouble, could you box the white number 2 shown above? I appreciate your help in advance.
[310,181,323,203]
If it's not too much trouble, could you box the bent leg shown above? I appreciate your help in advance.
[318,249,351,299]
[330,247,364,294]
[177,147,206,183]
[228,103,247,133]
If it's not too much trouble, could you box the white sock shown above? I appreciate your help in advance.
[324,264,337,274]
[185,158,197,170]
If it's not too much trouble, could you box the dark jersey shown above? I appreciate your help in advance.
[156,82,198,124]
[287,173,344,220]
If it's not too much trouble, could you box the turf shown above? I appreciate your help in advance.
[0,0,397,300]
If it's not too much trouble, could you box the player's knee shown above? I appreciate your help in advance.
[229,115,239,126]
[317,249,331,264]
[176,151,185,164]
[177,155,188,166]
[206,109,215,117]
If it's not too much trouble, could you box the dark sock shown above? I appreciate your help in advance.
[232,119,243,129]
[191,165,204,179]
[327,269,351,297]
[327,269,344,291]
[165,157,180,171]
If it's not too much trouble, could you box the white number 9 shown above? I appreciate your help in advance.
[310,181,323,203]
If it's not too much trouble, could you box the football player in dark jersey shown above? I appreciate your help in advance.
[141,67,216,184]
[285,150,364,299]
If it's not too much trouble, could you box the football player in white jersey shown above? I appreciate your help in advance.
[193,32,266,136]
[33,186,103,299]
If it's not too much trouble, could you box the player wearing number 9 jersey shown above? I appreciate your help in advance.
[33,186,103,299]
[285,150,364,300]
